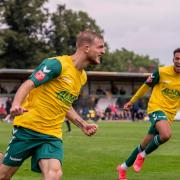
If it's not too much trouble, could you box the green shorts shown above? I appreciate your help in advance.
[3,126,64,173]
[148,110,168,135]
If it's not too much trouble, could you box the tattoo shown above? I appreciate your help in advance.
[72,118,84,129]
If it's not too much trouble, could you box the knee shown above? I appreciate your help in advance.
[0,173,11,180]
[160,132,171,143]
[45,169,63,180]
[56,170,63,179]
[0,168,11,180]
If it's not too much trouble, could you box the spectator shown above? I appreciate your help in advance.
[95,107,105,121]
[82,107,89,120]
[0,84,8,94]
[111,84,119,95]
[104,106,112,120]
[131,99,144,121]
[108,103,119,120]
[105,89,113,98]
[88,109,97,121]
[0,104,7,120]
[65,120,71,133]
[119,86,126,95]
[96,86,105,95]
[5,97,12,115]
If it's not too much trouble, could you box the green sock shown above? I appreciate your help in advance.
[145,135,162,154]
[125,145,143,167]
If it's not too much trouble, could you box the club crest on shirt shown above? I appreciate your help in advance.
[34,70,45,81]
[146,74,154,84]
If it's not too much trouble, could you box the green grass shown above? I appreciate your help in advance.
[0,121,180,180]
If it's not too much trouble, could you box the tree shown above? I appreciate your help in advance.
[0,1,160,70]
[0,0,49,68]
[91,48,160,72]
[0,1,105,68]
[48,5,104,56]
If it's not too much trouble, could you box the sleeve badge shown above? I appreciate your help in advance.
[34,70,45,81]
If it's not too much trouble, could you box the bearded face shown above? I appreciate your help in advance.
[86,38,105,65]
[173,52,180,73]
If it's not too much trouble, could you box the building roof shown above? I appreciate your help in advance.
[0,69,150,82]
[87,71,150,81]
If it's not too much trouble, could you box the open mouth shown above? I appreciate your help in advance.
[174,64,180,72]
[175,64,180,68]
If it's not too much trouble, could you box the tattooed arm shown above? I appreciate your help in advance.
[66,107,98,136]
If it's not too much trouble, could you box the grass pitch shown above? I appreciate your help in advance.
[0,121,180,180]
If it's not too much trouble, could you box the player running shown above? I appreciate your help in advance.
[117,48,180,180]
[0,30,105,180]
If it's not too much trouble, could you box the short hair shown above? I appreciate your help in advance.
[173,48,180,56]
[76,30,103,48]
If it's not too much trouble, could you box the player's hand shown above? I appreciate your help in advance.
[82,123,98,136]
[123,101,133,111]
[10,105,28,116]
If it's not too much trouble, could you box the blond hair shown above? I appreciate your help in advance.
[76,30,103,48]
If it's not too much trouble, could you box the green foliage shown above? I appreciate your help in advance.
[0,0,50,68]
[91,48,160,72]
[0,0,160,70]
[48,5,103,55]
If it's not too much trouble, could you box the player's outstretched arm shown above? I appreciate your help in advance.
[66,107,98,136]
[124,84,150,111]
[10,79,35,116]
[131,84,149,103]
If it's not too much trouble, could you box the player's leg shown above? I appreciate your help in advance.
[0,164,19,180]
[0,127,33,179]
[39,159,62,180]
[127,133,155,166]
[132,125,158,172]
[144,120,171,155]
[133,111,170,172]
[155,120,171,142]
[0,152,18,179]
[117,133,154,180]
[32,138,64,180]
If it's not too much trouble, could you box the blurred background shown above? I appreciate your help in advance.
[0,0,180,122]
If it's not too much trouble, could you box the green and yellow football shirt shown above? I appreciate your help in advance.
[146,66,180,123]
[13,55,87,139]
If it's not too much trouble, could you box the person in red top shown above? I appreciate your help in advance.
[0,104,7,120]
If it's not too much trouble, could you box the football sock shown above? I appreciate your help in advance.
[145,135,162,154]
[125,144,144,167]
[121,163,128,170]
[140,150,147,158]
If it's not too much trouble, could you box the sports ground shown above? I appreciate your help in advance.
[0,121,180,180]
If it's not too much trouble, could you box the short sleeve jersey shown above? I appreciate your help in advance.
[145,65,180,123]
[13,55,87,139]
